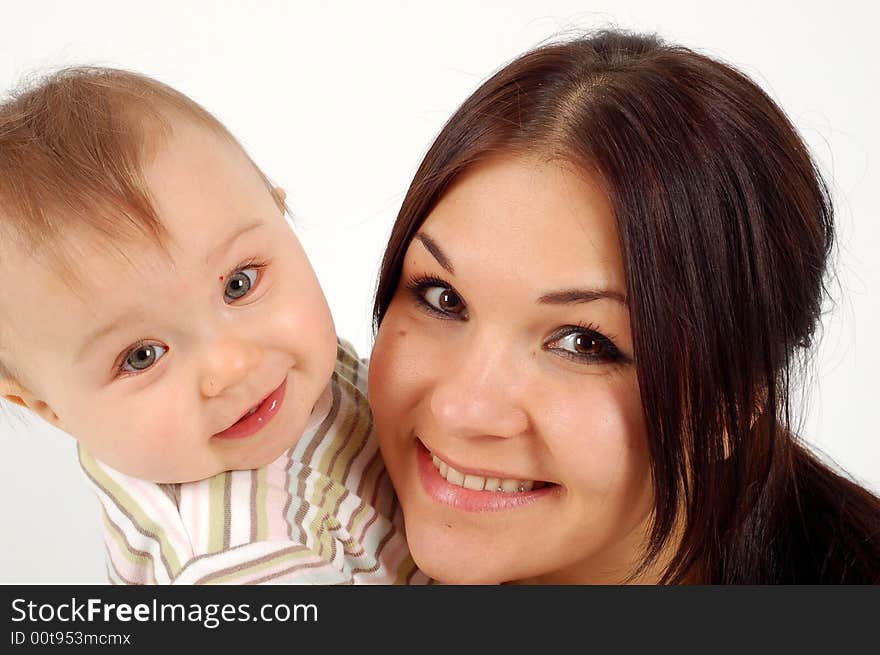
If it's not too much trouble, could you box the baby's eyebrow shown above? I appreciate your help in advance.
[205,220,264,264]
[75,314,137,363]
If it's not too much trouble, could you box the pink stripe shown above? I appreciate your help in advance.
[182,480,206,553]
[265,456,291,540]
[129,476,191,557]
[107,544,154,584]
[102,516,155,584]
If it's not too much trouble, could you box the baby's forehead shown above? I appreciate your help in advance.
[0,228,178,394]
[5,212,169,285]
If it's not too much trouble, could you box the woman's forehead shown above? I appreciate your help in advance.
[414,155,626,290]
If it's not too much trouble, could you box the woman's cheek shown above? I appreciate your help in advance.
[545,376,649,496]
[370,318,408,413]
[370,307,438,429]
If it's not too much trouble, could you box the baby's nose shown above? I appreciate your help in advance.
[199,337,262,397]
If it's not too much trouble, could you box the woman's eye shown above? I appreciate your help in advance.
[120,343,168,373]
[224,267,259,302]
[558,332,604,356]
[422,285,466,317]
[546,327,624,364]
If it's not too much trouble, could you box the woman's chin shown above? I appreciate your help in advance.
[406,531,524,585]
[417,561,506,585]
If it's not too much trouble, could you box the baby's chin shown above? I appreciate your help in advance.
[99,401,312,483]
[129,446,288,484]
[206,426,306,478]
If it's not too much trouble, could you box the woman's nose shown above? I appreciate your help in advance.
[428,335,529,440]
[199,336,263,397]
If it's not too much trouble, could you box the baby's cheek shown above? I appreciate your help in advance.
[129,398,201,479]
[114,397,191,468]
[265,296,333,356]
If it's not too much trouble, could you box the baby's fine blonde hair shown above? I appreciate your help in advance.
[0,67,281,379]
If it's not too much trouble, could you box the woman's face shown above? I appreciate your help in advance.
[370,154,657,584]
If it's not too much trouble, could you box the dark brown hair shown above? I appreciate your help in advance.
[373,30,880,583]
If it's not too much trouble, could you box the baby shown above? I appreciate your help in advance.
[0,68,424,584]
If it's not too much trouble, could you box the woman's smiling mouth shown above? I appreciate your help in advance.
[429,451,547,492]
[416,439,559,511]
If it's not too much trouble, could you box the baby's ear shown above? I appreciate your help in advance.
[0,378,62,428]
[272,186,287,210]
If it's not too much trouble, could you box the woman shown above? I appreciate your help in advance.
[368,30,880,584]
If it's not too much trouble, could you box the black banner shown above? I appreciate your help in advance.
[2,585,877,650]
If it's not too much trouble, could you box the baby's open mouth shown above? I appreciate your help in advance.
[429,451,551,493]
[232,402,261,425]
[218,397,266,433]
[212,377,287,440]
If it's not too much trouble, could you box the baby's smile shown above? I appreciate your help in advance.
[211,374,288,440]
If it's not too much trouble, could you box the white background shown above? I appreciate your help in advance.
[1,1,877,583]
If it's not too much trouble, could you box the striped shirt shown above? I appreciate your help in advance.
[79,340,428,585]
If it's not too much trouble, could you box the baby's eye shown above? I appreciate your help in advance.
[224,267,259,302]
[120,343,168,373]
[545,326,624,364]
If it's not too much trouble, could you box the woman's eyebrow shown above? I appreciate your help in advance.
[538,289,628,306]
[414,232,454,275]
[413,231,626,306]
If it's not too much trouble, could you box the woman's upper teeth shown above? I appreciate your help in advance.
[431,453,538,493]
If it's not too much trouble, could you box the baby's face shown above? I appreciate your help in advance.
[0,121,337,482]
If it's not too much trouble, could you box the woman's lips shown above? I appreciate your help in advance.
[212,376,287,440]
[416,440,559,512]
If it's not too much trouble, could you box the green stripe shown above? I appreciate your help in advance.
[101,512,153,571]
[204,547,322,584]
[255,466,268,541]
[348,453,384,539]
[207,474,228,554]
[79,448,182,575]
[318,384,366,494]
